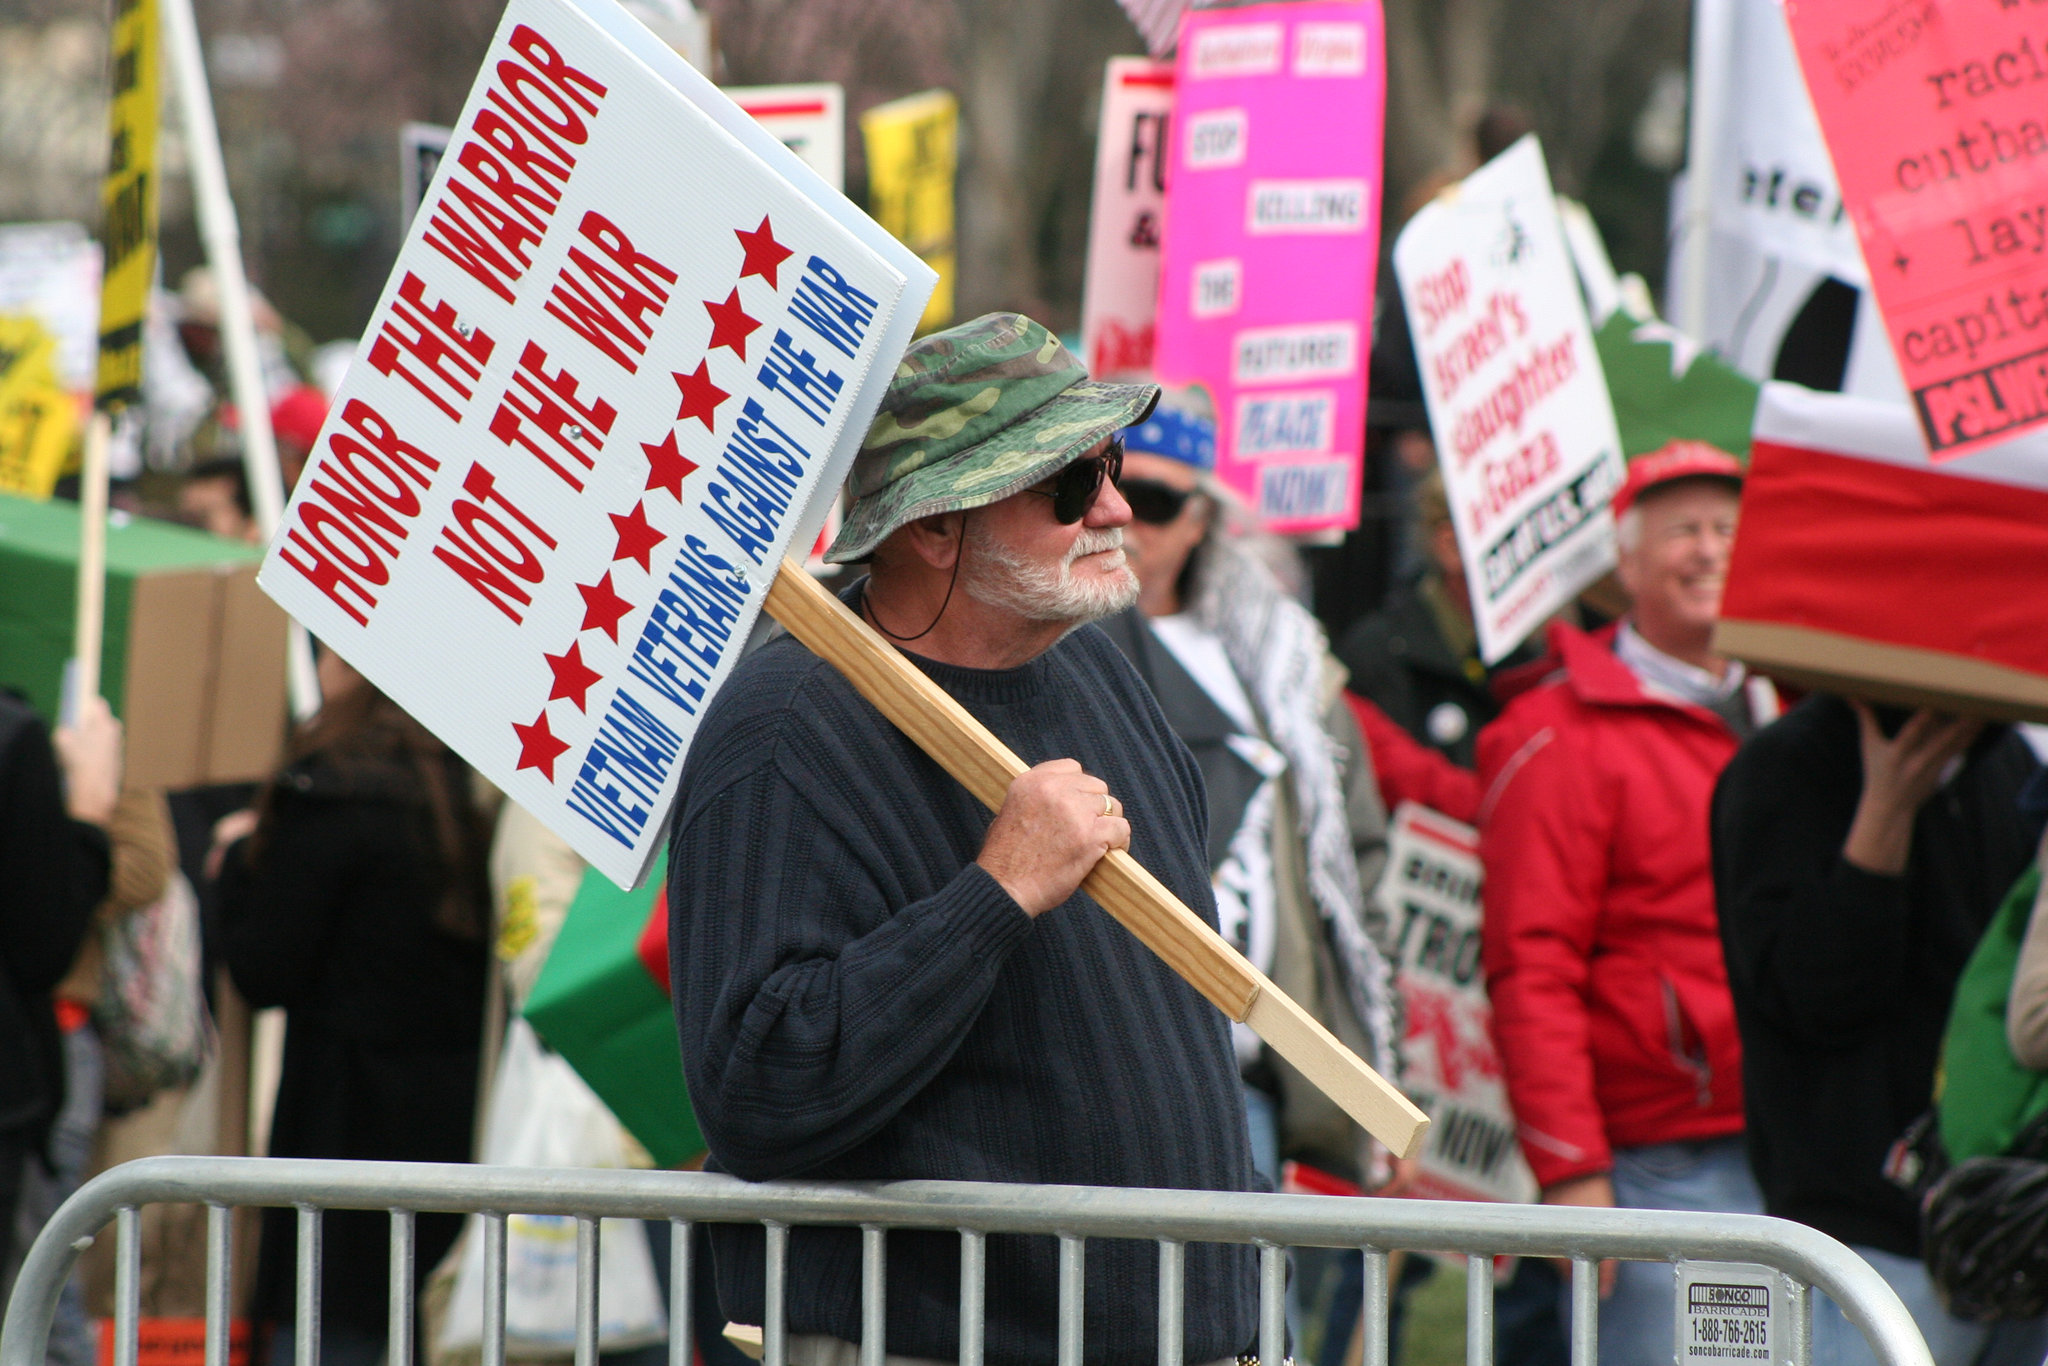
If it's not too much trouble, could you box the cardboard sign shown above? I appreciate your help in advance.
[1718,380,2048,721]
[729,84,845,191]
[257,0,934,888]
[1154,1,1383,533]
[1372,804,1536,1205]
[1395,137,1625,664]
[1080,58,1174,377]
[1782,0,2048,456]
[96,0,159,411]
[860,90,957,333]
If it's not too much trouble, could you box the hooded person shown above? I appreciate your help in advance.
[666,314,1260,1366]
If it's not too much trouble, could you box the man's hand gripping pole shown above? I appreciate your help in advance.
[762,558,1431,1161]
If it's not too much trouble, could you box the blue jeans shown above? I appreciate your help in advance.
[1813,1243,2048,1366]
[1561,1136,1765,1366]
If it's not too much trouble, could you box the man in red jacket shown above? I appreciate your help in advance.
[1477,442,1772,1365]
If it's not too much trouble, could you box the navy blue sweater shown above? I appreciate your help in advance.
[667,610,1257,1364]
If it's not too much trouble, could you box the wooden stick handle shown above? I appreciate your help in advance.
[762,560,1430,1160]
[72,412,112,709]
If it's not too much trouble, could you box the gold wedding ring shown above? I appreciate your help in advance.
[1101,792,1115,817]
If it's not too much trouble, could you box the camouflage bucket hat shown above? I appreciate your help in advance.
[825,313,1160,563]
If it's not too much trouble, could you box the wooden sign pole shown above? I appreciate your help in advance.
[763,559,1430,1160]
[71,412,113,711]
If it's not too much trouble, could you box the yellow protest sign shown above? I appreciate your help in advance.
[860,90,957,333]
[0,315,81,498]
[96,0,160,411]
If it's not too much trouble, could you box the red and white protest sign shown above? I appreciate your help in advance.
[257,0,934,888]
[1718,379,2048,719]
[1374,804,1535,1205]
[728,84,845,191]
[1080,58,1173,378]
[1395,137,1625,664]
[1153,0,1384,533]
[1782,0,2048,457]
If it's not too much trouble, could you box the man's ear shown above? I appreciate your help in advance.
[900,512,966,570]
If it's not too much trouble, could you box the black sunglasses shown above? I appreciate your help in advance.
[1028,439,1125,523]
[1120,477,1198,525]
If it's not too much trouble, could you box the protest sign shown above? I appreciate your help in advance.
[729,84,845,191]
[1781,0,2048,456]
[257,0,934,889]
[1718,381,2048,721]
[1395,137,1626,664]
[1154,0,1383,533]
[860,90,957,333]
[1373,803,1536,1204]
[399,122,452,232]
[96,0,158,412]
[1080,58,1173,377]
[0,316,79,499]
[0,224,102,392]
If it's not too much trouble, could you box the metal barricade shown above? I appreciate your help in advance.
[0,1156,1934,1366]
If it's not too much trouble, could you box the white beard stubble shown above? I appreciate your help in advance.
[961,521,1141,626]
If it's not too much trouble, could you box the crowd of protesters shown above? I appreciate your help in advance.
[0,232,2046,1366]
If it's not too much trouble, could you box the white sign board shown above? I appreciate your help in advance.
[728,84,846,191]
[1676,1262,1789,1366]
[258,0,935,889]
[1395,136,1625,664]
[0,222,102,390]
[1372,803,1536,1205]
[1079,57,1173,377]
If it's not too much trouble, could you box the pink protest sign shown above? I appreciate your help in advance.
[1784,0,2048,457]
[1153,1,1384,532]
[1080,58,1174,378]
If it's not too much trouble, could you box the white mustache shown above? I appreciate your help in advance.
[1065,527,1125,565]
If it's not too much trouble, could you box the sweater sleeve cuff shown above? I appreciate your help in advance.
[942,863,1036,962]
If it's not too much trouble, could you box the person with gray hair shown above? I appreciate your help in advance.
[667,314,1259,1365]
[1478,440,1769,1366]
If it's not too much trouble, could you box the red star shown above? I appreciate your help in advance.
[543,641,604,712]
[641,429,697,500]
[672,361,729,431]
[577,571,636,642]
[704,289,762,359]
[735,215,794,288]
[609,500,668,572]
[513,711,571,782]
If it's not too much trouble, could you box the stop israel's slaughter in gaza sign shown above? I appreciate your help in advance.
[257,0,934,888]
[1395,136,1625,664]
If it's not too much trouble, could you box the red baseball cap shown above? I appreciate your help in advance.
[1612,439,1743,517]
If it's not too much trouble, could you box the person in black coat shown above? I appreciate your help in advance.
[218,653,489,1366]
[1712,695,2045,1366]
[0,691,119,1280]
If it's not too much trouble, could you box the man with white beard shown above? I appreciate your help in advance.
[666,314,1261,1365]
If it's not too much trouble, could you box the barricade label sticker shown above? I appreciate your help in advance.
[257,0,930,889]
[1677,1263,1787,1365]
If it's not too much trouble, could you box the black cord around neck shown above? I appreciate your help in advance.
[863,519,965,643]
